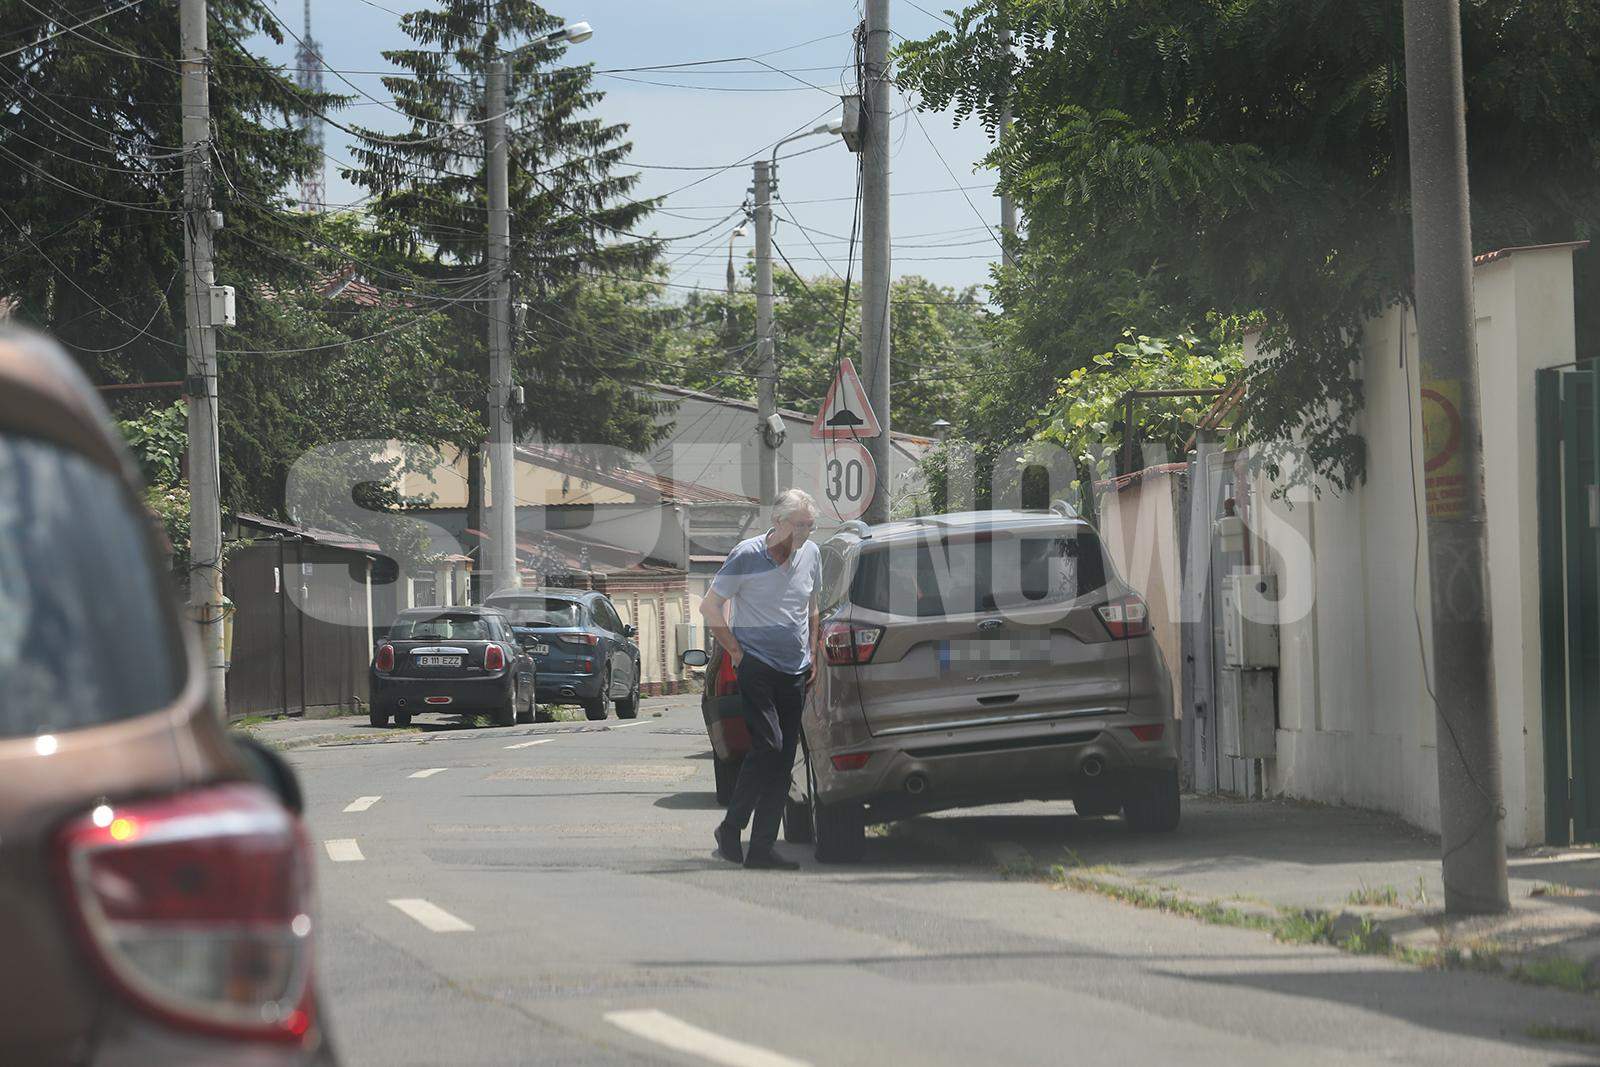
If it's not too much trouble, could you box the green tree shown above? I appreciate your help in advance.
[668,270,994,437]
[899,0,1600,490]
[342,0,665,453]
[0,0,332,386]
[1031,324,1244,484]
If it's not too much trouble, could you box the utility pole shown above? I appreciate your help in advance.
[997,10,1016,267]
[181,0,226,716]
[861,0,892,524]
[485,55,518,595]
[753,159,777,506]
[1402,0,1509,915]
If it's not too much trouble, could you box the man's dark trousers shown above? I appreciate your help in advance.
[722,654,808,854]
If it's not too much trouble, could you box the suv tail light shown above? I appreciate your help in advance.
[822,620,883,665]
[53,783,315,1044]
[374,643,394,671]
[714,653,739,697]
[1096,595,1150,640]
[484,645,505,670]
[558,632,600,647]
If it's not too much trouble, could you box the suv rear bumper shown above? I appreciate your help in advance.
[814,716,1177,818]
[535,671,603,704]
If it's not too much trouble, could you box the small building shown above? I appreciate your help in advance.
[224,513,387,721]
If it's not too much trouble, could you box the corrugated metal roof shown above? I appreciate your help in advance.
[517,442,756,504]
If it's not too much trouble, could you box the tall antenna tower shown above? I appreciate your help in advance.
[296,0,326,212]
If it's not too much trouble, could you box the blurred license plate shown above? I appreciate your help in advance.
[529,644,549,656]
[938,639,1051,671]
[416,655,461,667]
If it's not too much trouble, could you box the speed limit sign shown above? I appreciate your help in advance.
[818,441,877,522]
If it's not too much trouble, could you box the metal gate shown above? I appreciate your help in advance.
[1536,366,1600,844]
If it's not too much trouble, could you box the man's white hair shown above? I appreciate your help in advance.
[773,487,817,524]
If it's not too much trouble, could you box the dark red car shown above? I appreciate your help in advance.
[0,329,333,1064]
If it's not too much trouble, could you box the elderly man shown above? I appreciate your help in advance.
[700,488,822,870]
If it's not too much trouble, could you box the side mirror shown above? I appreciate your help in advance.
[231,734,304,816]
[623,624,638,639]
[680,648,709,668]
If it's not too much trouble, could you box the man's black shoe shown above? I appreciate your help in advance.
[714,823,743,864]
[743,849,801,871]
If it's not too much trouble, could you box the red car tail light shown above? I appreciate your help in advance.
[714,653,739,697]
[1096,595,1150,640]
[54,783,315,1045]
[558,632,601,647]
[1129,723,1165,742]
[821,620,884,665]
[374,643,394,671]
[484,645,505,670]
[830,752,872,771]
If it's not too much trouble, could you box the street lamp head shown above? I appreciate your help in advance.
[558,21,593,43]
[733,226,748,239]
[816,122,844,136]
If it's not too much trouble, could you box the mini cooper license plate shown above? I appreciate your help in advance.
[415,655,462,667]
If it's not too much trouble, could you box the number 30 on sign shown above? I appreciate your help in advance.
[819,441,877,522]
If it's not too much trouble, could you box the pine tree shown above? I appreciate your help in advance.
[342,0,666,454]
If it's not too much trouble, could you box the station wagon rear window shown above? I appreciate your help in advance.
[491,597,583,628]
[849,530,1110,617]
[0,434,184,736]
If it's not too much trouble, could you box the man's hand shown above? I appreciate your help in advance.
[808,643,823,686]
[729,646,744,668]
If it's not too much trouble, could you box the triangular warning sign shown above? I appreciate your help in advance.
[811,358,882,439]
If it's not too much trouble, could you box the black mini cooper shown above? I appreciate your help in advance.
[370,606,537,727]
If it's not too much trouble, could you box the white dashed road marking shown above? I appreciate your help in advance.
[343,795,382,812]
[409,768,447,779]
[388,898,474,933]
[604,1010,810,1067]
[504,738,556,749]
[609,721,646,729]
[324,839,364,862]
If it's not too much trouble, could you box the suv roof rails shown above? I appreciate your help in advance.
[1049,499,1081,520]
[837,519,872,538]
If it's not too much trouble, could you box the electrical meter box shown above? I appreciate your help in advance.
[1221,572,1279,668]
[209,285,237,328]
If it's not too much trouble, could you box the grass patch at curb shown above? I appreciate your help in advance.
[1007,853,1597,999]
[1526,1022,1600,1045]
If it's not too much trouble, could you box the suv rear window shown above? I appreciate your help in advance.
[0,434,184,737]
[391,615,493,641]
[849,529,1110,617]
[489,597,583,628]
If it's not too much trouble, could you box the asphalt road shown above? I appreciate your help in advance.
[279,697,1600,1067]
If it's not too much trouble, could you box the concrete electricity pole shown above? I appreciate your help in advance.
[861,0,893,523]
[753,158,777,506]
[484,54,518,596]
[481,20,593,595]
[181,0,227,715]
[1402,0,1509,915]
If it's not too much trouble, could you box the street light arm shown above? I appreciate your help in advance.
[770,120,845,169]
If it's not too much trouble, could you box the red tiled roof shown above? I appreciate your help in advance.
[1472,240,1589,266]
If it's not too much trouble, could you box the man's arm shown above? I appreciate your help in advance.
[700,589,742,667]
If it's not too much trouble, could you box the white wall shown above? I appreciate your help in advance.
[1256,245,1579,846]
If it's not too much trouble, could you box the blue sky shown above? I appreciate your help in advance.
[256,0,1003,297]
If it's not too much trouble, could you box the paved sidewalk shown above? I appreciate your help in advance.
[912,795,1600,989]
[232,695,699,750]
